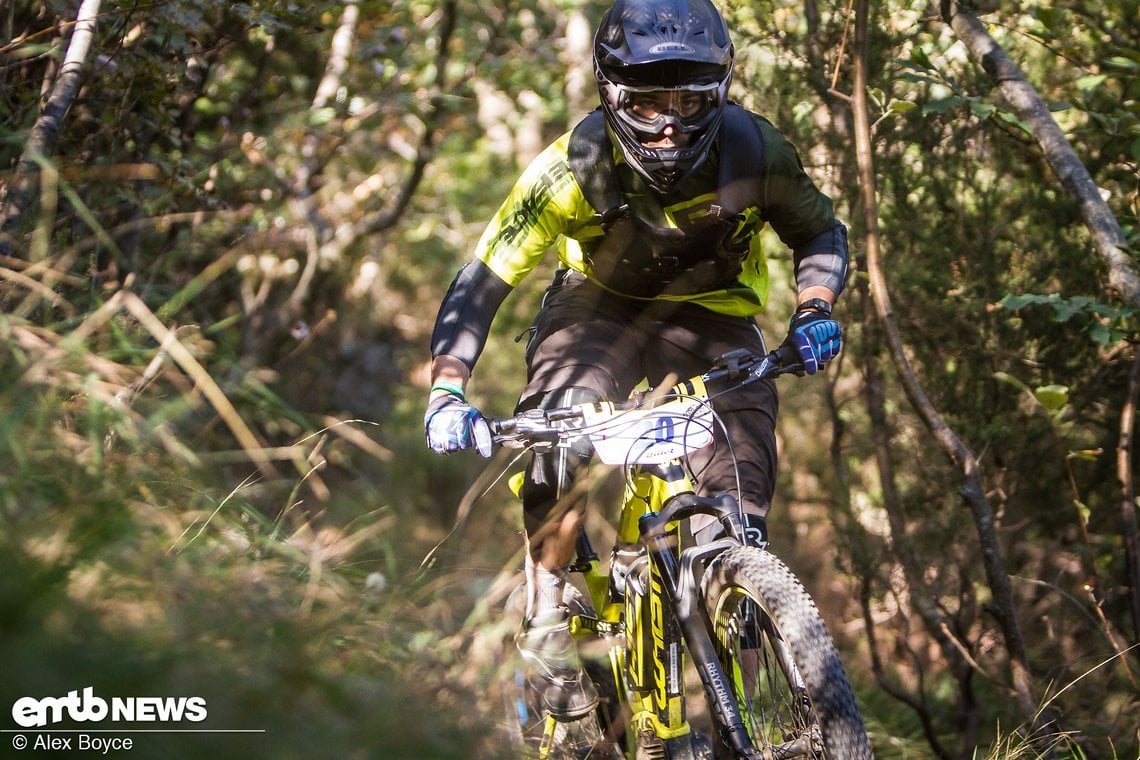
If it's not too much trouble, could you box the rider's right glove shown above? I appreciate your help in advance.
[424,387,493,458]
[782,303,842,375]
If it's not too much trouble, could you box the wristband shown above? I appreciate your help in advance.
[430,381,466,399]
[794,297,833,316]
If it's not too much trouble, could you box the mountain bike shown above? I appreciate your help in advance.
[491,345,873,759]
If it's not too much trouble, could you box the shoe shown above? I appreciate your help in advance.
[515,608,599,722]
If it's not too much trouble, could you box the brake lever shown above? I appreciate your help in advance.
[711,348,761,379]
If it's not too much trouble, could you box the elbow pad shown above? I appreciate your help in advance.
[792,221,849,297]
[430,260,513,370]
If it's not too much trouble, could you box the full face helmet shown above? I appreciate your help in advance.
[593,0,734,193]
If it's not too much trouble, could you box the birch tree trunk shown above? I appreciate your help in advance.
[285,1,361,318]
[941,0,1140,308]
[0,0,102,244]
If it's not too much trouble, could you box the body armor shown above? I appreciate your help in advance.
[567,104,765,298]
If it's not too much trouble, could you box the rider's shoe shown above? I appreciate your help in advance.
[515,608,599,722]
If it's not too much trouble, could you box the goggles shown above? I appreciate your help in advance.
[617,84,720,137]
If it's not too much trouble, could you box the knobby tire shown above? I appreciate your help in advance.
[701,546,872,759]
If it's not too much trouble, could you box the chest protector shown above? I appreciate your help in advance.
[567,103,765,298]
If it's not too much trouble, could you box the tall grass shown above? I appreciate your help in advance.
[0,278,500,759]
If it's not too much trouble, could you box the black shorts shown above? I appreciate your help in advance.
[518,272,778,518]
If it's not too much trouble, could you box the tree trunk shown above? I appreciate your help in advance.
[0,0,102,245]
[853,0,1041,724]
[940,0,1140,308]
[287,2,361,315]
[563,8,595,121]
[1120,349,1140,642]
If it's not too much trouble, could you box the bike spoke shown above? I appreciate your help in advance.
[702,547,871,759]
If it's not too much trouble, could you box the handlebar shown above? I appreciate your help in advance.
[489,345,804,447]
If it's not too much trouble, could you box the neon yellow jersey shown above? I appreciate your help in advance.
[471,112,837,317]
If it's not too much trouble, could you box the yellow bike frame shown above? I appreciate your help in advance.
[567,459,702,749]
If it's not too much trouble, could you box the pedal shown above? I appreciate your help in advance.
[568,614,622,637]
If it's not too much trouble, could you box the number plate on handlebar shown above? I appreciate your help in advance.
[582,399,715,465]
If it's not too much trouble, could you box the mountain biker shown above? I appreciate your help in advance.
[425,0,846,724]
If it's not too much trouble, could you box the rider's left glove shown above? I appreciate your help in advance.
[425,387,493,457]
[782,306,842,375]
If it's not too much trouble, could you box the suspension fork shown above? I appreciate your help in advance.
[639,481,762,760]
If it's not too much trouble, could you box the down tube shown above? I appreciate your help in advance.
[642,519,757,757]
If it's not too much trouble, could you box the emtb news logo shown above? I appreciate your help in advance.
[11,687,207,728]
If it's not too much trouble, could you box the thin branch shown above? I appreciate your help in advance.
[1120,347,1140,642]
[860,577,955,760]
[351,0,460,238]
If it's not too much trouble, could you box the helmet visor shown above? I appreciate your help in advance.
[617,84,719,138]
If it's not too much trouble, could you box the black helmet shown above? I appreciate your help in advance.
[593,0,734,193]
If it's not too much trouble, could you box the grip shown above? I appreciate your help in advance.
[488,417,514,436]
[774,344,803,370]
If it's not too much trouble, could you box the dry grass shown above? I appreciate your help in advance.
[0,281,501,759]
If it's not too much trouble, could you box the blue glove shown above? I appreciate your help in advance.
[783,306,842,375]
[425,389,493,457]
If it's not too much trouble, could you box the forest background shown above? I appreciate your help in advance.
[1,0,1138,758]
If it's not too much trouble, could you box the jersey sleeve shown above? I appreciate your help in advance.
[753,118,849,296]
[430,133,587,371]
[473,132,584,286]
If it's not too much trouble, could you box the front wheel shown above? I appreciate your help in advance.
[701,547,872,759]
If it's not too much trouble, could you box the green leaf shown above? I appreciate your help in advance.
[999,293,1050,310]
[1075,74,1109,93]
[1033,6,1065,34]
[1074,500,1091,525]
[969,100,997,119]
[1088,323,1112,346]
[909,48,935,71]
[1104,56,1140,72]
[1091,322,1115,344]
[309,107,337,126]
[898,72,943,87]
[889,100,918,113]
[1034,384,1069,412]
[993,109,1033,136]
[895,59,930,73]
[1067,450,1101,463]
[1050,295,1091,322]
[924,96,967,115]
[792,101,815,124]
